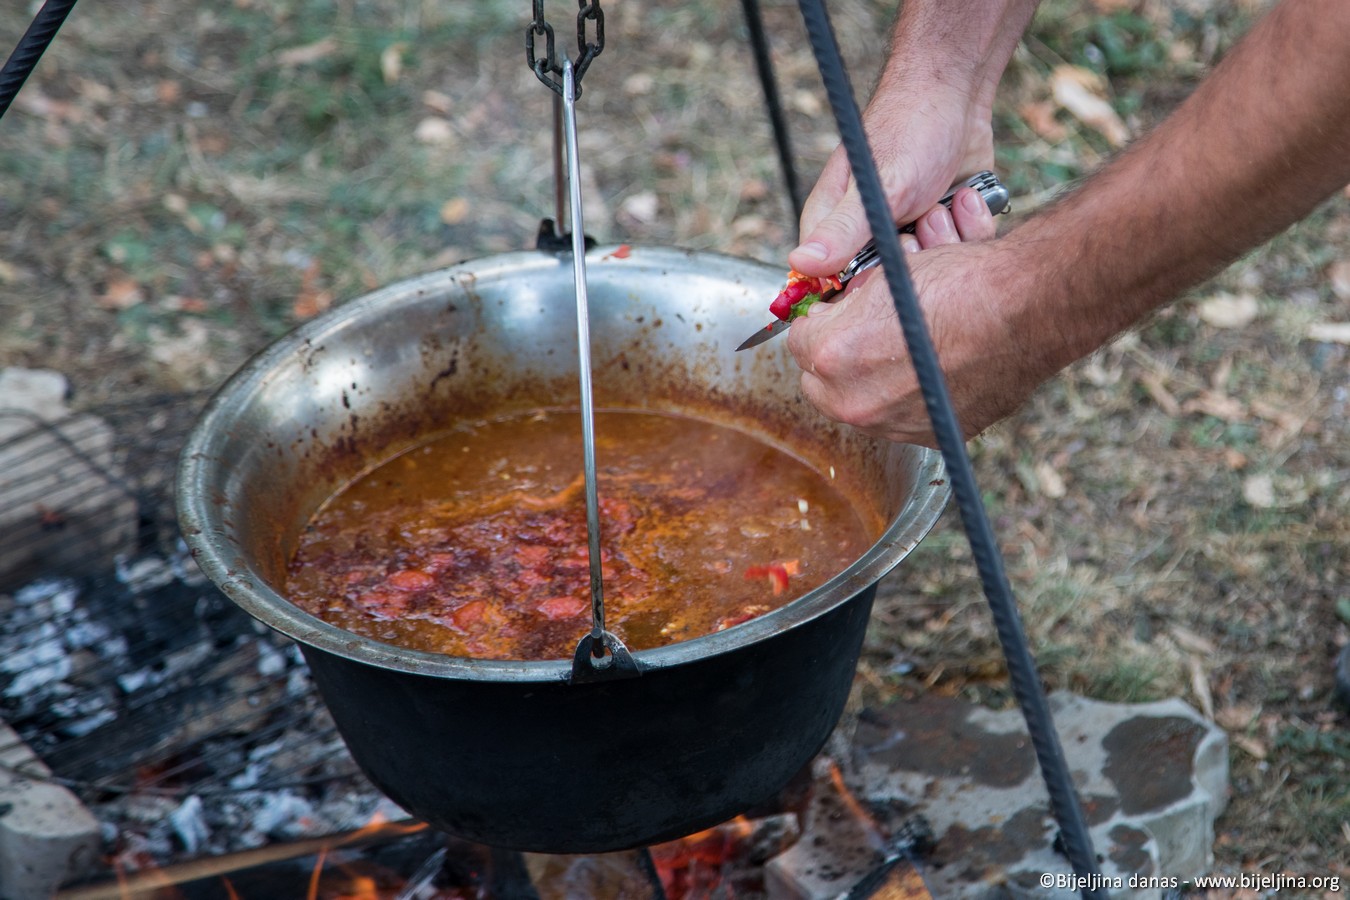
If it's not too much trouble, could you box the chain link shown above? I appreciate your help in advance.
[526,0,604,97]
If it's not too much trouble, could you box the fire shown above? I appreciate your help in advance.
[306,846,328,900]
[649,816,758,899]
[825,759,887,852]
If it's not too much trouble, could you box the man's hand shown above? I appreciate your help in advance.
[787,188,1021,447]
[787,0,1039,280]
[787,85,996,278]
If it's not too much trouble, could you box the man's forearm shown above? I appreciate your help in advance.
[878,0,1040,112]
[1001,0,1350,374]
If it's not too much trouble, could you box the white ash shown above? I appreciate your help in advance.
[169,795,210,856]
[257,641,288,677]
[115,555,177,593]
[3,551,396,870]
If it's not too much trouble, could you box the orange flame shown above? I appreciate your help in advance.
[649,815,758,899]
[306,846,329,900]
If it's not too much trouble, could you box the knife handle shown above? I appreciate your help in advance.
[839,171,1009,283]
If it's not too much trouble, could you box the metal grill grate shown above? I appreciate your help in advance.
[0,391,390,870]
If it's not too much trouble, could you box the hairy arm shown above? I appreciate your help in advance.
[787,0,1350,446]
[788,0,1040,277]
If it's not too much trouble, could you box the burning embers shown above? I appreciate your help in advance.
[0,549,404,886]
[50,761,933,900]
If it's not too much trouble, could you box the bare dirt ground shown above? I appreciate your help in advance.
[1,0,1346,883]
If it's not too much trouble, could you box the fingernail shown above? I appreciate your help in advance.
[926,207,957,240]
[900,235,921,254]
[794,241,829,262]
[960,187,985,216]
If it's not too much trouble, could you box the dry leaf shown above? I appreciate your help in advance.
[739,178,770,203]
[148,319,215,383]
[624,73,655,96]
[1017,100,1069,143]
[1188,656,1215,721]
[162,193,189,217]
[15,90,79,124]
[1248,398,1304,435]
[292,261,333,320]
[1231,734,1267,760]
[1137,371,1181,417]
[1197,292,1259,328]
[790,90,822,117]
[1241,472,1308,510]
[168,295,209,313]
[618,191,659,226]
[1034,461,1067,499]
[76,76,114,106]
[731,215,769,239]
[1209,355,1233,392]
[1049,65,1130,147]
[1089,0,1139,11]
[97,274,144,310]
[414,117,455,146]
[422,90,453,115]
[1307,321,1350,344]
[1215,703,1259,731]
[1182,390,1245,422]
[1328,259,1350,300]
[439,197,470,226]
[275,37,338,68]
[1198,292,1258,327]
[1170,625,1217,656]
[156,79,182,105]
[380,43,406,85]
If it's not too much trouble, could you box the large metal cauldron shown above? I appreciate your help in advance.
[177,246,949,853]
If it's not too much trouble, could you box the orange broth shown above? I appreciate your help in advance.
[285,408,874,661]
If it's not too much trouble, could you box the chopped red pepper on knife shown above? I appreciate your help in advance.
[768,271,842,322]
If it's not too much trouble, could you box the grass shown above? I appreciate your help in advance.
[1,0,1347,883]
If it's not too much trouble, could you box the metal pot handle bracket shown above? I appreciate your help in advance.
[572,632,641,683]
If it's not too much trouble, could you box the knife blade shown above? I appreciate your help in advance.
[735,170,1008,352]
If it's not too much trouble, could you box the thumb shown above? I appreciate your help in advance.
[788,183,872,276]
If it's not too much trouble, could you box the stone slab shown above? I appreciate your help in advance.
[0,718,102,900]
[849,692,1229,900]
[764,757,894,900]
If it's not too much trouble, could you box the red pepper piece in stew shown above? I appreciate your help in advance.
[744,559,800,596]
[715,604,772,631]
[387,568,436,591]
[538,595,588,620]
[449,599,487,631]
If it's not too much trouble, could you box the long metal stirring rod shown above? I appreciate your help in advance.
[561,59,609,655]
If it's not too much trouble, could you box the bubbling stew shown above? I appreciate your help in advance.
[285,408,875,661]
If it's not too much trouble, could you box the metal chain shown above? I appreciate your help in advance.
[526,0,605,98]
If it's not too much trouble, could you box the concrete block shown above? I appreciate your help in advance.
[764,757,889,899]
[851,692,1228,900]
[0,718,102,900]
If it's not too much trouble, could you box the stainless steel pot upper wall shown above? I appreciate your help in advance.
[178,246,949,682]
